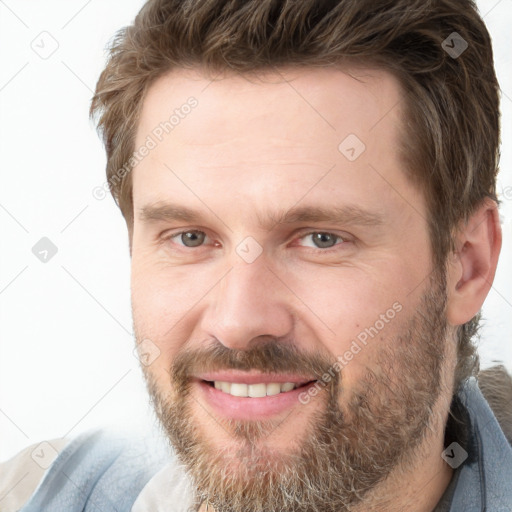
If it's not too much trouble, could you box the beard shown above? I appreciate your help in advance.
[139,268,448,512]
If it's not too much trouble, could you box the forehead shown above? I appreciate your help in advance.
[136,65,404,148]
[132,65,423,229]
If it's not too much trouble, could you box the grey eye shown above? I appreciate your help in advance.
[180,231,206,247]
[310,232,339,249]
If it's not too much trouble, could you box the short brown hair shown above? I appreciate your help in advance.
[90,0,500,390]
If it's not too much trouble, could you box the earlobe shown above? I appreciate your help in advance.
[446,199,502,326]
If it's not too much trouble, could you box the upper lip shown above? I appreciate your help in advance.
[195,371,317,386]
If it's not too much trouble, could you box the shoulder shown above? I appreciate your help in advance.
[477,364,512,444]
[448,369,512,510]
[14,427,180,512]
[0,438,70,512]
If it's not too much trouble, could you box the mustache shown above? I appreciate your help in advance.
[170,338,341,388]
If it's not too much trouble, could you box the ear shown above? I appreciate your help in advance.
[446,198,502,326]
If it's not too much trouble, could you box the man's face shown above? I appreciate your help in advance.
[130,67,450,510]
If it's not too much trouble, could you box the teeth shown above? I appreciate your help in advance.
[212,381,298,398]
[230,383,248,397]
[248,383,266,398]
[266,383,281,396]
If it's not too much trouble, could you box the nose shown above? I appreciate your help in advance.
[198,257,294,351]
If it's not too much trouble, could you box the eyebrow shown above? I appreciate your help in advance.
[139,202,384,231]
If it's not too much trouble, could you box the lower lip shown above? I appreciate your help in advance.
[196,380,318,420]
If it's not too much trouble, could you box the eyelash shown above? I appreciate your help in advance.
[162,229,349,253]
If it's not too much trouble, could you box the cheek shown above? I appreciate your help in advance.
[131,256,183,359]
[287,266,411,385]
[132,254,202,322]
[290,266,396,335]
[131,256,220,360]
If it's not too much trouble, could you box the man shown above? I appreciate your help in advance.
[1,0,511,510]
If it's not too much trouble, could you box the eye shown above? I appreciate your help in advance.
[297,232,346,250]
[168,230,208,248]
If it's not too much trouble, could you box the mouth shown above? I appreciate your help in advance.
[194,373,319,420]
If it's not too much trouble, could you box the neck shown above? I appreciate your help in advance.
[354,347,458,512]
[358,449,453,512]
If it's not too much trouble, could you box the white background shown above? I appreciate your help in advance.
[0,0,511,461]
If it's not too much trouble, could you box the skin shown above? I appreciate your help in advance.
[130,66,501,511]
